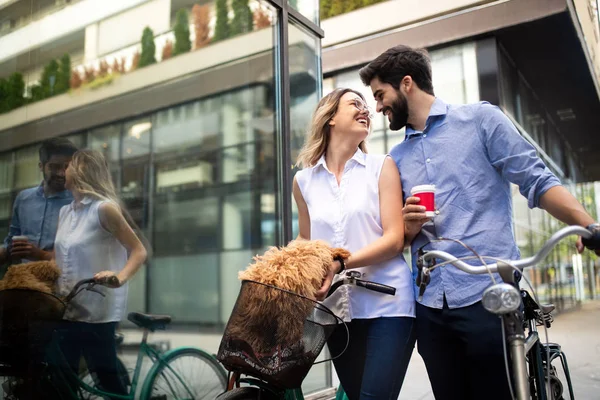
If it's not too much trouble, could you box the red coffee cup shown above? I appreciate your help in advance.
[411,184,436,217]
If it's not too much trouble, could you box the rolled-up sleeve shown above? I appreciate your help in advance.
[478,103,561,209]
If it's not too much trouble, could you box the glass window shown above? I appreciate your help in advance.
[154,99,221,154]
[150,253,220,323]
[289,23,321,240]
[430,43,479,105]
[88,124,121,163]
[289,0,318,24]
[14,145,40,190]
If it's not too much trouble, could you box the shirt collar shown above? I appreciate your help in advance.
[35,182,72,199]
[315,148,367,171]
[71,196,93,210]
[405,97,448,138]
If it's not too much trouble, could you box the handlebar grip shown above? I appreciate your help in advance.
[582,224,600,250]
[357,280,396,296]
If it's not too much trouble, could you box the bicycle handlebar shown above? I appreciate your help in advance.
[420,226,592,274]
[327,271,396,298]
[64,276,119,303]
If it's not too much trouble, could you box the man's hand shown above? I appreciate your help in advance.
[403,197,431,242]
[315,260,339,301]
[579,223,600,256]
[10,240,51,261]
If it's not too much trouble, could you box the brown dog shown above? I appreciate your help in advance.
[225,239,351,356]
[0,261,61,294]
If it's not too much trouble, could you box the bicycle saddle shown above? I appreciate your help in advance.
[128,312,172,331]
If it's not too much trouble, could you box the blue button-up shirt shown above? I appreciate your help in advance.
[390,99,561,309]
[3,184,73,260]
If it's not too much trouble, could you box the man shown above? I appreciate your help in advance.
[0,137,78,267]
[358,45,600,399]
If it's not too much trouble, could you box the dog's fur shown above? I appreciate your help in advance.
[226,239,351,355]
[0,261,61,294]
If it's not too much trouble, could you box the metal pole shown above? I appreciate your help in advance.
[510,338,531,400]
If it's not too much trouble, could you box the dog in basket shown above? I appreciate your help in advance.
[227,239,351,356]
[0,261,61,294]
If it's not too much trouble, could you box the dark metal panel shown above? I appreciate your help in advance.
[476,37,500,106]
[275,5,293,245]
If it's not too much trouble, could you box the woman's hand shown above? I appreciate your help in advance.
[94,271,122,288]
[315,260,340,301]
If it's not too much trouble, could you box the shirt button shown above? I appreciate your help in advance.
[423,134,427,138]
[426,158,431,163]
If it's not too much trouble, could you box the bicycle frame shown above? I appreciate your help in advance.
[47,326,196,400]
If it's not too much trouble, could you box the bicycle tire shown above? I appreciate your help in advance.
[140,347,227,400]
[216,387,262,400]
[78,356,130,399]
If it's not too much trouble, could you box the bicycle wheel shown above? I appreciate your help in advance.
[216,387,262,400]
[79,356,130,399]
[141,348,227,400]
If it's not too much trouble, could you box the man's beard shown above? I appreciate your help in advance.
[385,92,409,131]
[45,174,66,191]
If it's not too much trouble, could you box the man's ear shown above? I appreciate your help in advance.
[38,162,43,172]
[402,75,413,92]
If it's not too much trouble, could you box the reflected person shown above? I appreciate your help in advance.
[0,138,77,272]
[55,149,147,397]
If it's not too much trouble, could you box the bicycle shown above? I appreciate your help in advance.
[215,270,397,400]
[414,225,596,400]
[0,277,227,399]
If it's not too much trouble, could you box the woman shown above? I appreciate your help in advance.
[54,149,147,396]
[293,89,415,400]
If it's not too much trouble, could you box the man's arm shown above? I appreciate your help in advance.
[480,104,598,252]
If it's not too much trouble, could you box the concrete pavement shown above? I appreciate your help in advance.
[398,300,600,399]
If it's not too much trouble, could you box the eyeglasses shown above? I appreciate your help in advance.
[351,99,374,119]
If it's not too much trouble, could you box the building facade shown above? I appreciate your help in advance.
[1,0,600,396]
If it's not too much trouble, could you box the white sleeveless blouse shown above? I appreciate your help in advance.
[55,198,128,323]
[295,149,415,321]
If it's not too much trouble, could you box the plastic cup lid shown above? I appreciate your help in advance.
[411,184,436,194]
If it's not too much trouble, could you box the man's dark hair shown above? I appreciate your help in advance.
[359,45,435,95]
[39,137,78,165]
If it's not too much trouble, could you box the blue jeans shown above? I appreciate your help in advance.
[327,317,416,400]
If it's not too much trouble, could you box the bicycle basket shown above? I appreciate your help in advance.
[217,280,342,389]
[0,289,66,372]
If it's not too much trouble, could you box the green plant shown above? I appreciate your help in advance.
[173,9,192,56]
[320,0,332,20]
[39,59,59,100]
[139,27,157,68]
[328,0,346,18]
[6,73,25,110]
[56,53,71,94]
[213,0,230,42]
[0,78,8,113]
[230,0,253,36]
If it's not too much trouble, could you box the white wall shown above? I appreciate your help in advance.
[321,0,492,47]
[96,0,170,57]
[0,0,152,63]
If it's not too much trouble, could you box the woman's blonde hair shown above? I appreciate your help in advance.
[296,88,369,169]
[69,149,151,254]
[69,149,120,205]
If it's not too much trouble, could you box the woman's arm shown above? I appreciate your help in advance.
[96,202,147,286]
[339,157,405,270]
[293,176,311,240]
